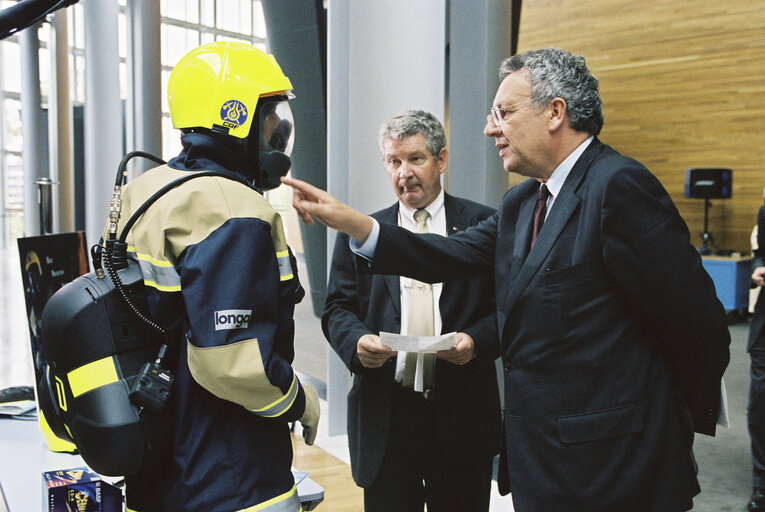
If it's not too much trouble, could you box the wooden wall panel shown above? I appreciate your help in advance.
[515,0,765,253]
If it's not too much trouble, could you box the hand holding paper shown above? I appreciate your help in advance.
[436,332,475,366]
[357,333,396,368]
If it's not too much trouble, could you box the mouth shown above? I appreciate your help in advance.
[400,183,421,195]
[497,143,509,158]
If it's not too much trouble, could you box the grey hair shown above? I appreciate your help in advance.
[378,109,447,159]
[499,48,604,136]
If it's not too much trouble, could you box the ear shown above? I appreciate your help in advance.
[437,147,449,175]
[548,97,567,132]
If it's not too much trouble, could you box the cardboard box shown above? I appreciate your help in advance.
[42,468,122,512]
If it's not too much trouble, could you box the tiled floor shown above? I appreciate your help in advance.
[0,244,757,511]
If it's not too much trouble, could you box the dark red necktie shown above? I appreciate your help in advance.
[530,184,550,249]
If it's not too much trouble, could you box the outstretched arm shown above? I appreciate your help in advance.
[281,176,374,242]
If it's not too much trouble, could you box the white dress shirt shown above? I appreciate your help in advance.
[541,136,594,218]
[394,190,445,381]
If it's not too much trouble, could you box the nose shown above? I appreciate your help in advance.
[397,162,413,179]
[484,115,501,138]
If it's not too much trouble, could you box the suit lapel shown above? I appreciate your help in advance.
[374,204,401,315]
[442,194,465,307]
[444,193,467,234]
[501,140,601,316]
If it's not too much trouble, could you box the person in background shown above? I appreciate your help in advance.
[322,109,501,512]
[748,203,765,511]
[283,47,731,512]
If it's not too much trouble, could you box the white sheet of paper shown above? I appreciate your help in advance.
[379,331,457,353]
[718,377,730,428]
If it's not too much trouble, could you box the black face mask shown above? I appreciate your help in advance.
[250,98,295,191]
[257,149,292,191]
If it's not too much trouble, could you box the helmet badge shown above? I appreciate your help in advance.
[220,99,248,130]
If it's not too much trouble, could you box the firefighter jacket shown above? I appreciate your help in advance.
[109,133,308,512]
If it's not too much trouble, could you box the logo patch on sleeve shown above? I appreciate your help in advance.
[214,309,252,331]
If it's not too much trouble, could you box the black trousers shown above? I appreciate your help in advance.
[750,338,765,490]
[364,387,493,512]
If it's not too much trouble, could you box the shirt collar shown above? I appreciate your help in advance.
[543,136,594,199]
[399,189,445,224]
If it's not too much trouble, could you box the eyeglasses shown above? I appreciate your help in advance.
[489,98,534,126]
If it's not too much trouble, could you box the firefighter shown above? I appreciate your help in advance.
[114,41,319,512]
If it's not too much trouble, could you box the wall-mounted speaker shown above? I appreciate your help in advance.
[684,168,732,199]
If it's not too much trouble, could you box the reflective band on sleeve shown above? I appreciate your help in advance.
[249,374,299,418]
[276,250,293,282]
[67,356,119,398]
[135,252,181,292]
[240,485,301,512]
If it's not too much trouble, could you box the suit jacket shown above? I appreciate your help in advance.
[749,205,765,351]
[368,139,731,512]
[322,193,501,488]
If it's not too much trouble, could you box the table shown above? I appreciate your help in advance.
[701,255,752,312]
[0,416,323,511]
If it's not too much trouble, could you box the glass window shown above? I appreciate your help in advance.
[1,41,21,93]
[164,0,200,24]
[187,0,200,23]
[161,69,171,113]
[162,115,181,160]
[119,61,127,99]
[3,153,23,210]
[253,2,266,39]
[240,0,253,35]
[72,3,85,50]
[163,24,200,67]
[217,0,251,34]
[201,0,215,27]
[73,55,85,103]
[216,35,251,45]
[200,31,215,45]
[39,46,50,104]
[38,21,50,44]
[118,13,127,59]
[2,99,22,153]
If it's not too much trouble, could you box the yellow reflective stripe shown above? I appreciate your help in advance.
[250,374,299,418]
[128,248,182,292]
[240,485,301,512]
[67,357,119,398]
[276,250,293,282]
[143,279,182,292]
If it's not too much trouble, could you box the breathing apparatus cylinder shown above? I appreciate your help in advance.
[39,256,162,476]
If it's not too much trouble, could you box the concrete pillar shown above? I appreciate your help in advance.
[447,0,511,209]
[125,0,162,177]
[49,10,74,233]
[19,23,45,237]
[326,0,446,436]
[83,1,123,247]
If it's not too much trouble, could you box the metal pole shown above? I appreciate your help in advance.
[19,22,45,237]
[36,177,56,234]
[50,9,74,233]
[83,1,123,247]
[126,0,162,177]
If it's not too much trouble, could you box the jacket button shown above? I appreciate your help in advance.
[394,316,400,325]
[503,361,512,373]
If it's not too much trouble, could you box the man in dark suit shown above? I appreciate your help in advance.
[322,109,501,512]
[748,205,765,511]
[285,48,731,512]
